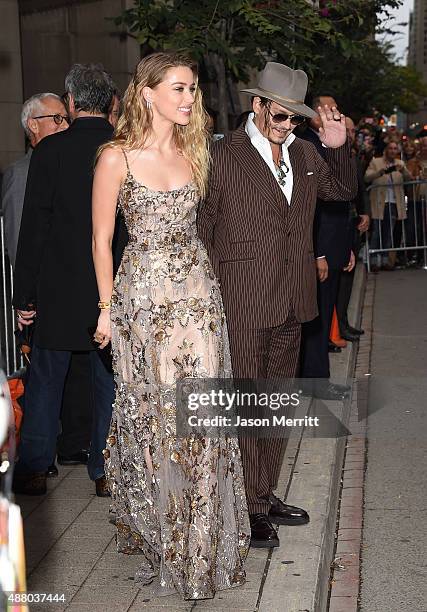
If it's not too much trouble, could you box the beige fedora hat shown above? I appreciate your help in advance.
[241,62,317,119]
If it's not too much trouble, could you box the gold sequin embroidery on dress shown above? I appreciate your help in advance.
[105,153,250,600]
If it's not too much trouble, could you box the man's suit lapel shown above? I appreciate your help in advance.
[227,126,288,221]
[287,139,308,226]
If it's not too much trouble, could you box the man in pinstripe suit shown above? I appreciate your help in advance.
[198,63,357,548]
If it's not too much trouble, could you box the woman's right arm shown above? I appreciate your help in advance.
[92,147,126,349]
[364,159,384,183]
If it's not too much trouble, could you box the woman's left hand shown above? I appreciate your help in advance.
[93,309,111,349]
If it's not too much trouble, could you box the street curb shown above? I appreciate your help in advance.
[328,271,375,612]
[257,263,367,612]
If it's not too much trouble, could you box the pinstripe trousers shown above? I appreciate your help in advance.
[228,311,301,514]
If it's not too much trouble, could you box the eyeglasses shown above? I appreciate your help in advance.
[266,109,305,126]
[33,114,69,125]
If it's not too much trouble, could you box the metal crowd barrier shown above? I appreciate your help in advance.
[0,215,23,377]
[365,179,427,272]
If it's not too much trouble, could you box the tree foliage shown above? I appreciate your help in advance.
[113,0,427,129]
[114,1,339,79]
[311,1,427,118]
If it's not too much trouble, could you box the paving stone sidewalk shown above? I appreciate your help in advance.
[15,267,366,612]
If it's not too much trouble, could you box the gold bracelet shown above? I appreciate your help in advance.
[98,300,111,310]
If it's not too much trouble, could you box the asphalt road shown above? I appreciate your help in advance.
[360,268,427,612]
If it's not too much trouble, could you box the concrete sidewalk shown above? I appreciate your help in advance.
[16,267,366,612]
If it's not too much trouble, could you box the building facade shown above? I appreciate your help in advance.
[0,0,25,172]
[0,0,139,175]
[19,0,139,102]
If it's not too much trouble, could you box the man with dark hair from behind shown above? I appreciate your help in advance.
[13,64,120,496]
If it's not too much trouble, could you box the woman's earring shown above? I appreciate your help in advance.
[146,99,152,110]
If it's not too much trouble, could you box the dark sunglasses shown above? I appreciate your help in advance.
[33,114,69,125]
[266,108,305,126]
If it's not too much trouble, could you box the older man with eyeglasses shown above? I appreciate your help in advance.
[1,93,68,268]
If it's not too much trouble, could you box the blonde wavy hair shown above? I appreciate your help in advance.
[100,52,210,198]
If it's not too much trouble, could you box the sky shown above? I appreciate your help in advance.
[379,0,413,64]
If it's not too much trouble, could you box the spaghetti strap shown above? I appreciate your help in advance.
[122,149,130,172]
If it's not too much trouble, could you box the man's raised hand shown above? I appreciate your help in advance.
[318,105,347,149]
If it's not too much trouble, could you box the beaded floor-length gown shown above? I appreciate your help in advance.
[104,152,250,600]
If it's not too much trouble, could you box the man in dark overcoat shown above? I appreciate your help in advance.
[13,63,118,496]
[198,62,357,548]
[1,92,96,476]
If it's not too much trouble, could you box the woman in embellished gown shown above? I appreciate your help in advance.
[91,52,249,600]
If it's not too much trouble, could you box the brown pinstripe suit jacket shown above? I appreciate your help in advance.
[197,125,357,330]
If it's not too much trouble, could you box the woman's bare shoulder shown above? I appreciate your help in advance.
[98,146,126,168]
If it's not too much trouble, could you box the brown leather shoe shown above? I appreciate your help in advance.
[13,472,47,496]
[95,476,111,497]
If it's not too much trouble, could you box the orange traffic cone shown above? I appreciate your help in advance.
[330,307,347,348]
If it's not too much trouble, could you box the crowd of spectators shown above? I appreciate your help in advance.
[350,115,427,271]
